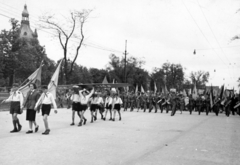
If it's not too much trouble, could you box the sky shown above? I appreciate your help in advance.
[0,0,240,90]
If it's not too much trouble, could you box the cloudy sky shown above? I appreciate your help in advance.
[0,0,240,89]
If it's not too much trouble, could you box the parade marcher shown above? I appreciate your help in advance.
[188,95,194,115]
[23,83,41,133]
[89,93,98,123]
[70,86,81,126]
[79,87,94,126]
[123,92,128,111]
[65,89,72,109]
[205,96,210,115]
[3,83,24,133]
[196,97,202,115]
[140,93,147,112]
[112,93,123,121]
[171,93,181,116]
[213,97,221,116]
[179,95,184,114]
[35,86,58,135]
[57,89,64,108]
[136,92,141,112]
[95,92,104,120]
[103,92,113,121]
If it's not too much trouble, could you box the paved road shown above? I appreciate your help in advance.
[0,109,239,165]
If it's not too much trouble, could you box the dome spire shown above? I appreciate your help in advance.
[22,4,29,18]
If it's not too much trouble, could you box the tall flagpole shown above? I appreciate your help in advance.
[124,40,128,83]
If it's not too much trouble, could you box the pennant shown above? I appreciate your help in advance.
[135,84,138,94]
[18,61,43,97]
[154,82,157,94]
[102,76,108,84]
[48,59,63,99]
[219,84,224,100]
[210,85,214,108]
[141,85,145,93]
[111,78,117,93]
[164,84,168,95]
[192,82,198,100]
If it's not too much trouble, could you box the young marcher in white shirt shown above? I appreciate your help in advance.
[3,83,24,133]
[103,92,113,121]
[70,86,81,126]
[89,93,98,123]
[95,92,104,120]
[35,86,57,135]
[79,87,94,126]
[112,93,123,121]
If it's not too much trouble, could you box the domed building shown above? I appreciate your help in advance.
[19,4,38,40]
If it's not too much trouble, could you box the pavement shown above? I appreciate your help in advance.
[0,108,239,165]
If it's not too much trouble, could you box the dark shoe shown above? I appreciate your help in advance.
[103,117,106,121]
[10,129,18,133]
[94,116,97,121]
[70,123,75,126]
[83,119,87,125]
[35,125,39,132]
[112,118,115,121]
[119,117,121,121]
[78,122,82,126]
[42,129,50,135]
[109,118,112,121]
[26,130,33,134]
[18,125,22,132]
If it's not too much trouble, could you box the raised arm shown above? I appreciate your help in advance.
[87,87,95,98]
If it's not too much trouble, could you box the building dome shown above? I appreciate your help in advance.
[22,4,29,17]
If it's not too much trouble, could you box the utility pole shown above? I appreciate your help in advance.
[124,40,128,83]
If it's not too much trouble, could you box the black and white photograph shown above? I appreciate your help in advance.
[0,0,240,164]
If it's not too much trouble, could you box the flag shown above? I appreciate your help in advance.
[164,84,168,95]
[210,85,214,108]
[219,84,224,100]
[192,82,198,100]
[48,59,63,99]
[135,84,138,94]
[102,76,108,84]
[111,78,117,93]
[154,82,157,94]
[141,85,145,93]
[18,61,43,97]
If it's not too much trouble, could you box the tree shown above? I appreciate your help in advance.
[39,9,92,84]
[190,70,209,87]
[0,18,56,87]
[107,54,149,90]
[151,62,184,92]
[89,68,109,83]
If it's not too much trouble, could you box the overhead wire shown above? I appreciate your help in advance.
[181,0,235,84]
[0,3,124,55]
[196,0,236,81]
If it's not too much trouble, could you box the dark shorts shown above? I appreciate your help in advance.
[80,104,88,111]
[90,104,97,111]
[41,104,51,116]
[26,109,36,121]
[72,102,80,111]
[10,101,21,114]
[106,104,112,110]
[114,104,121,111]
